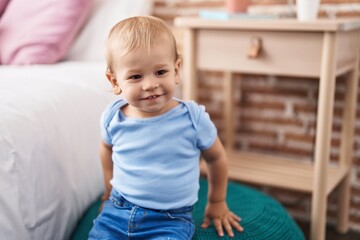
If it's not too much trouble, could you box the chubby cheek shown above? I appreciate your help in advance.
[122,87,138,101]
[167,82,178,94]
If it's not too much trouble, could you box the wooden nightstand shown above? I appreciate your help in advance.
[174,17,360,240]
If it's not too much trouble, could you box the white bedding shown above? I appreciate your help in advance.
[0,62,116,240]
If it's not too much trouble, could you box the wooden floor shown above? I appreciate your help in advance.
[296,220,360,240]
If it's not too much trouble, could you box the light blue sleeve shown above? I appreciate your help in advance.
[100,109,112,145]
[196,105,217,150]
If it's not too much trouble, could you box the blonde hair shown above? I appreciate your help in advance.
[105,16,179,72]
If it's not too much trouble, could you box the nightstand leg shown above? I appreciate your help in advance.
[182,29,197,101]
[224,72,234,150]
[337,51,359,233]
[337,174,351,233]
[311,32,337,240]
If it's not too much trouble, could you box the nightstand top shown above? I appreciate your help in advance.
[174,17,360,32]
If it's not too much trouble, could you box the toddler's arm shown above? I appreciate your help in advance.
[99,141,113,209]
[201,136,244,237]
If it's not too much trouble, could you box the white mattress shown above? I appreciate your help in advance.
[0,62,117,240]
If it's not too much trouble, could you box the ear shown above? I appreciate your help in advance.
[106,70,122,95]
[174,58,181,85]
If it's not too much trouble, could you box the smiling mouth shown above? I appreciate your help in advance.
[142,94,162,100]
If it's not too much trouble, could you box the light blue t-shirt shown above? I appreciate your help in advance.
[100,98,217,210]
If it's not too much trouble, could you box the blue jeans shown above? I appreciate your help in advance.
[88,189,195,240]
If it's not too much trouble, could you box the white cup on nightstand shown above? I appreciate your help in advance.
[296,0,320,21]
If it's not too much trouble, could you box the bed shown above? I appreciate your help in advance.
[0,1,153,239]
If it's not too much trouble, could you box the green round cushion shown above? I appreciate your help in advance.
[71,178,304,240]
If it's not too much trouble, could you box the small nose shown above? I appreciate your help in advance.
[142,78,159,91]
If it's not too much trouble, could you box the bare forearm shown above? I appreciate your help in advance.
[202,137,244,236]
[202,137,229,203]
[206,156,228,203]
[100,141,113,199]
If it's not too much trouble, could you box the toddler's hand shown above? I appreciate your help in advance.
[99,192,110,213]
[201,201,243,237]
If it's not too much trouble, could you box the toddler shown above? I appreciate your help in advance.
[88,16,243,239]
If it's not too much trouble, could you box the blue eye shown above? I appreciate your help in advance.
[128,75,142,80]
[156,70,167,76]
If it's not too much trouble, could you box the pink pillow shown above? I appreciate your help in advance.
[0,0,10,16]
[0,0,92,65]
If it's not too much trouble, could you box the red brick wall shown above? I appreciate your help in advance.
[153,0,360,232]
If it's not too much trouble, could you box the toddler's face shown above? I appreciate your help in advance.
[111,34,181,118]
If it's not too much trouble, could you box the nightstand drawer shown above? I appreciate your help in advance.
[197,30,323,77]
